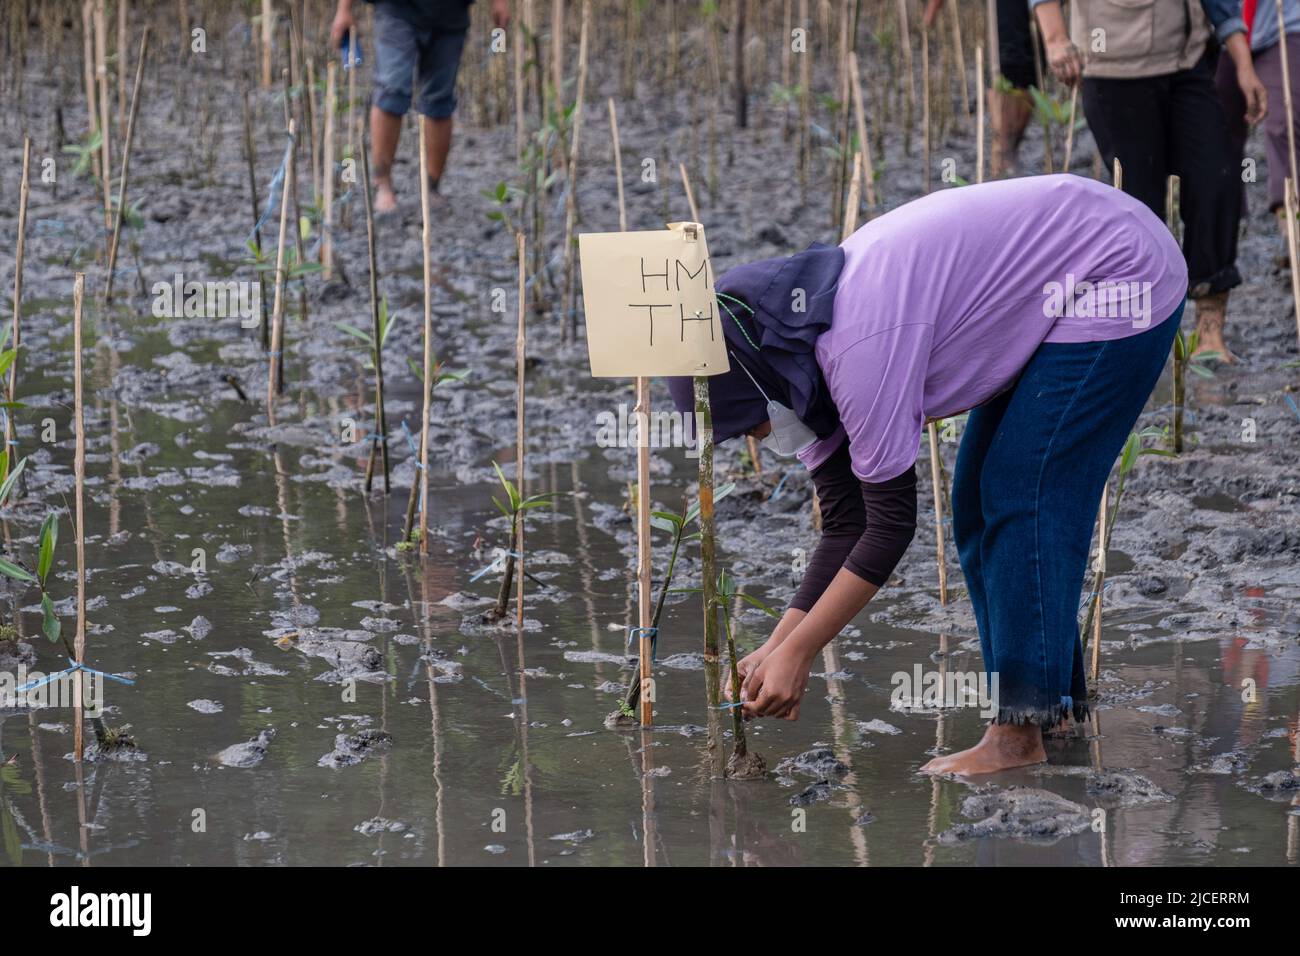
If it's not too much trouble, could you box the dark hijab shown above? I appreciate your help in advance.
[666,242,845,444]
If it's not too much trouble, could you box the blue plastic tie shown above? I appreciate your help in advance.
[15,658,136,694]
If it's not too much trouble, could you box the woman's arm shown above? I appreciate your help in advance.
[741,458,917,719]
[1030,0,1083,86]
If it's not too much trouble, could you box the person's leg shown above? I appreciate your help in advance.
[1081,73,1170,216]
[416,29,468,193]
[1168,60,1243,361]
[991,0,1036,176]
[951,387,1015,672]
[1251,40,1293,261]
[369,9,418,213]
[923,305,1184,776]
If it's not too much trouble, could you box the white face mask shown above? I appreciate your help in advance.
[731,352,819,458]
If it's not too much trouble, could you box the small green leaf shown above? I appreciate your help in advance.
[41,592,60,643]
[37,512,57,587]
[0,557,35,583]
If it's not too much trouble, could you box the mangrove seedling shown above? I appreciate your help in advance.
[1171,329,1220,453]
[676,568,777,778]
[610,483,736,726]
[337,295,396,492]
[483,461,557,623]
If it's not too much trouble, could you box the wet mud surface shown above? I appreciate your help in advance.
[0,16,1298,866]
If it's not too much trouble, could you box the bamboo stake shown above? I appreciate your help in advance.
[116,0,128,138]
[1285,178,1300,349]
[1089,483,1107,683]
[515,232,527,629]
[848,52,878,209]
[1278,0,1299,192]
[975,43,985,183]
[798,0,810,194]
[322,60,336,278]
[1113,155,1123,191]
[261,0,274,88]
[360,139,390,493]
[105,25,150,303]
[267,120,294,415]
[922,25,931,193]
[608,98,627,231]
[94,0,112,232]
[927,420,947,604]
[694,375,721,715]
[514,7,526,165]
[897,0,916,148]
[305,56,322,207]
[6,137,30,484]
[635,374,653,725]
[72,273,87,762]
[82,2,97,157]
[561,0,589,341]
[948,0,969,119]
[841,151,863,240]
[417,119,435,553]
[1062,84,1078,172]
[242,86,270,347]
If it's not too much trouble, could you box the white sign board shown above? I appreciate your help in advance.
[578,222,730,378]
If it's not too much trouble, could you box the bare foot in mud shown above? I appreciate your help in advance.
[919,722,1046,776]
[1192,329,1237,365]
[374,180,398,216]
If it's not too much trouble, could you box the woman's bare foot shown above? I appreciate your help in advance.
[1192,291,1238,364]
[374,179,398,216]
[919,722,1047,775]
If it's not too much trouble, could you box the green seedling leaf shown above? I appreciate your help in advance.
[738,592,782,619]
[41,593,60,643]
[37,513,57,587]
[0,557,35,584]
[335,322,372,344]
[0,457,24,507]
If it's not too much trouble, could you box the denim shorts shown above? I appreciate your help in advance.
[372,7,467,119]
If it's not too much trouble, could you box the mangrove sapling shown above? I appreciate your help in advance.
[1171,329,1220,453]
[676,569,778,778]
[484,462,558,623]
[1081,427,1174,684]
[611,483,738,726]
[6,137,30,488]
[358,141,391,493]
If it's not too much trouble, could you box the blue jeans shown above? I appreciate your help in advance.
[951,301,1184,727]
[372,9,467,119]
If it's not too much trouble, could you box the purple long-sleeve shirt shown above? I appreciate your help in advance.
[788,175,1187,610]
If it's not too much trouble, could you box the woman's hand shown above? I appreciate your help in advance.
[1236,64,1267,125]
[1045,37,1083,86]
[330,1,356,50]
[725,638,779,702]
[740,640,814,721]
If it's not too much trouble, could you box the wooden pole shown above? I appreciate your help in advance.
[897,0,916,143]
[561,1,589,340]
[1285,179,1300,349]
[72,273,88,762]
[635,374,652,725]
[322,60,336,279]
[927,421,948,604]
[922,25,931,193]
[1278,0,1299,192]
[842,152,863,240]
[266,121,294,414]
[975,43,984,183]
[1062,84,1078,172]
[105,25,150,302]
[515,232,527,629]
[94,0,112,232]
[261,0,274,88]
[6,137,31,483]
[948,0,970,119]
[360,140,390,493]
[1113,156,1123,191]
[418,119,435,552]
[82,2,97,165]
[116,0,128,138]
[1089,483,1108,683]
[848,52,877,209]
[242,87,270,347]
[608,98,627,231]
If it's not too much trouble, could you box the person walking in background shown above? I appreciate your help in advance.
[925,0,1040,176]
[1031,0,1266,362]
[330,0,510,215]
[1215,0,1300,267]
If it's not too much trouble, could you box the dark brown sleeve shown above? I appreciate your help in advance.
[789,442,918,612]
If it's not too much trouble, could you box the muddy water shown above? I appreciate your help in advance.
[0,305,1296,865]
[3,16,1300,867]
